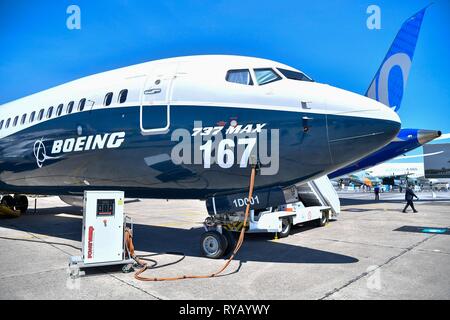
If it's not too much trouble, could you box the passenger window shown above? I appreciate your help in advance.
[78,98,86,111]
[56,104,64,116]
[254,68,281,85]
[46,107,54,119]
[29,111,36,123]
[38,109,44,121]
[104,92,113,106]
[118,89,128,103]
[277,68,313,82]
[67,101,74,114]
[21,114,27,125]
[13,116,18,127]
[5,118,10,128]
[226,69,253,85]
[0,120,3,130]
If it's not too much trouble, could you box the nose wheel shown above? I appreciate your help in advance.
[200,231,228,259]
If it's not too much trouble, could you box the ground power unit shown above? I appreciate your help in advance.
[69,191,134,272]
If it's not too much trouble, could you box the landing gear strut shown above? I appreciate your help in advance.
[199,164,257,260]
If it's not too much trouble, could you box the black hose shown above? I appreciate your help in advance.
[136,252,186,270]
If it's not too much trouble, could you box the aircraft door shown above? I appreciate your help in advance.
[140,63,178,135]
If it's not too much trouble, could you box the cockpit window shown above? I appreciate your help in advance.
[226,69,253,85]
[254,68,281,85]
[277,68,313,82]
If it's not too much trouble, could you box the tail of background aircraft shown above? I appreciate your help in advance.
[366,6,429,112]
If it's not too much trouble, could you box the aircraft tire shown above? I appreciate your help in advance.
[15,195,29,214]
[222,229,236,256]
[200,231,227,259]
[1,195,15,210]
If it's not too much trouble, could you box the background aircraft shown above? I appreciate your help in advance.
[337,162,424,189]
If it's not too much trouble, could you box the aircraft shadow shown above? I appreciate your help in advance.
[0,208,358,265]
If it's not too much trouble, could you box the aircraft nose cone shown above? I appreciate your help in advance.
[327,101,401,168]
[418,130,442,145]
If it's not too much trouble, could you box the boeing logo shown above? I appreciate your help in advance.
[33,138,62,168]
[33,132,126,167]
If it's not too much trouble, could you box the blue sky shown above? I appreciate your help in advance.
[1,0,449,161]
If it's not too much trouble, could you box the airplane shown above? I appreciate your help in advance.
[0,53,400,218]
[337,162,427,190]
[368,162,425,187]
[337,171,381,188]
[346,161,444,190]
[335,132,450,190]
[328,7,441,182]
[369,162,424,178]
[338,132,450,189]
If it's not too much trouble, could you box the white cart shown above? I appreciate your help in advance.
[224,201,332,238]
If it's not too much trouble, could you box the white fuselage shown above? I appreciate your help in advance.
[367,162,425,179]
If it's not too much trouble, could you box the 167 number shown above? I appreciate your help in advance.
[199,138,256,169]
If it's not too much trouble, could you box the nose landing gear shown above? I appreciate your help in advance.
[200,222,238,259]
[200,214,243,259]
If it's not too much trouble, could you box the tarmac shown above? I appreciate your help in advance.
[0,191,449,300]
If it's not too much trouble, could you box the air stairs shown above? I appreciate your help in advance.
[295,175,340,218]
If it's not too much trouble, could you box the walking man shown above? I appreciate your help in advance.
[374,185,380,201]
[403,185,419,213]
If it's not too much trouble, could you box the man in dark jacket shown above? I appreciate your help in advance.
[374,185,380,201]
[403,185,419,213]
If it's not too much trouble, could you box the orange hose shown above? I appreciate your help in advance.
[132,166,257,281]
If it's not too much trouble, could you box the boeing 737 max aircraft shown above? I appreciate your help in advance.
[0,55,400,212]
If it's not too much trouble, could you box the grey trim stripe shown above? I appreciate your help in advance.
[329,132,385,143]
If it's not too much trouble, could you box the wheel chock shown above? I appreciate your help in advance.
[0,205,21,218]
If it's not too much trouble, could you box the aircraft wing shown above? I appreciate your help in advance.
[394,151,444,160]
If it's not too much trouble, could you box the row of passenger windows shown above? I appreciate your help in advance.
[226,67,313,86]
[0,89,128,131]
